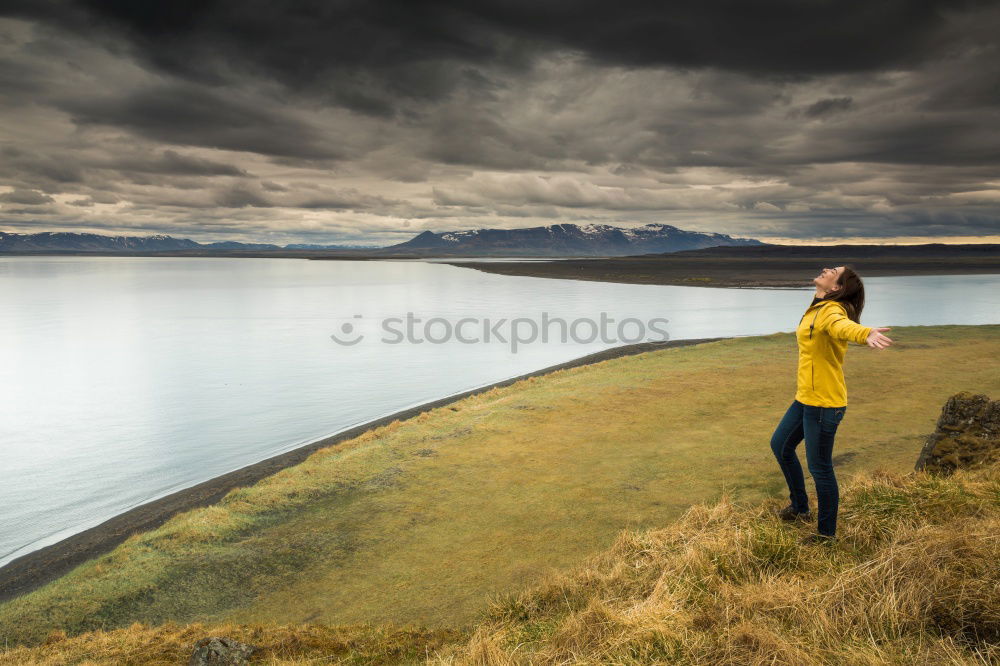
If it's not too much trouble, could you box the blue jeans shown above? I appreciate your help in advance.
[769,399,846,536]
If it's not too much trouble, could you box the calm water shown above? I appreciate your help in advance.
[1,257,998,567]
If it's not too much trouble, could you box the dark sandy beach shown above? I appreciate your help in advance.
[0,336,729,604]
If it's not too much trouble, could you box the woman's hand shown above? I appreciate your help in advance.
[866,327,893,349]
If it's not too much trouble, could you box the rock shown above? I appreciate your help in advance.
[915,392,1000,475]
[189,636,256,665]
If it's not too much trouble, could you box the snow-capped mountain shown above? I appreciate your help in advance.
[387,222,766,256]
[0,224,764,256]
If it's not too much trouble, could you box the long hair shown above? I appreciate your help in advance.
[823,264,865,323]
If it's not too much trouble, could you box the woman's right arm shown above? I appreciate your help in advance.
[817,306,872,345]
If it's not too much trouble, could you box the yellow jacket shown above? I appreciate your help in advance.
[795,299,872,407]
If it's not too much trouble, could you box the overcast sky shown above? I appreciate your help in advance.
[1,0,999,246]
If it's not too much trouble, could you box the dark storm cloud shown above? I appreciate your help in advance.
[0,147,85,185]
[214,186,272,208]
[6,0,995,97]
[297,189,407,210]
[108,150,249,177]
[87,191,120,204]
[804,97,853,118]
[738,207,1000,241]
[1,0,999,243]
[2,0,523,109]
[0,188,55,204]
[204,182,408,211]
[58,82,348,160]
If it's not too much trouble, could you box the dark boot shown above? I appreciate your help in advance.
[775,504,812,522]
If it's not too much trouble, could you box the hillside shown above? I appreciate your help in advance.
[3,391,999,664]
[1,325,998,664]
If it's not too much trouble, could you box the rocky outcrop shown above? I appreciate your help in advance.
[915,392,1000,475]
[189,636,256,665]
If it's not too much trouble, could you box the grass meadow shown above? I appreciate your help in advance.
[1,324,998,663]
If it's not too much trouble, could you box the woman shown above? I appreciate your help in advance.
[770,265,893,545]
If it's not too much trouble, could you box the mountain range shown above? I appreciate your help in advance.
[386,223,765,256]
[0,232,375,253]
[0,224,765,256]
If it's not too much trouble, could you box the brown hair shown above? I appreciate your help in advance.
[822,264,865,323]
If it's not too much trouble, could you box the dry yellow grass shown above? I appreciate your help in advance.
[0,621,462,665]
[434,461,1000,665]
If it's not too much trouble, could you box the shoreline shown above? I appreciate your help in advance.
[443,258,1000,289]
[0,336,730,605]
